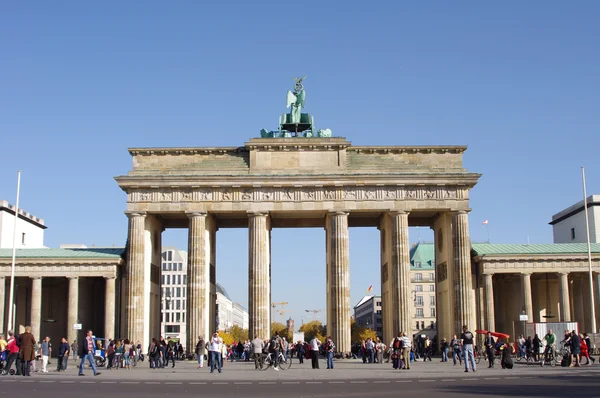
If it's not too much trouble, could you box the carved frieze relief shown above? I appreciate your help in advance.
[131,185,465,203]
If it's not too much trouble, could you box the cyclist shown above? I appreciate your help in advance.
[542,329,556,364]
[269,331,283,371]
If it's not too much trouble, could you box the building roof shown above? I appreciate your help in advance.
[410,242,435,269]
[550,194,599,225]
[471,243,600,256]
[0,247,125,259]
[216,283,231,300]
[354,295,376,309]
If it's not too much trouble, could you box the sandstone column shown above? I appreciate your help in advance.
[559,272,571,322]
[124,211,146,345]
[186,211,210,352]
[67,277,79,344]
[30,277,42,340]
[389,211,412,336]
[104,277,116,339]
[453,211,476,332]
[0,276,5,334]
[483,273,495,331]
[326,211,351,355]
[521,273,533,322]
[595,273,600,330]
[248,212,271,340]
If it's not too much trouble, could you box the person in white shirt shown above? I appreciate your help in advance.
[309,337,321,369]
[209,332,223,374]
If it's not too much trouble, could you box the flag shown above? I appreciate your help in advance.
[366,285,373,294]
[482,220,489,225]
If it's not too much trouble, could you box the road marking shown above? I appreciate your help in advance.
[484,377,500,380]
[463,378,478,381]
[234,382,252,385]
[165,382,183,384]
[39,381,55,383]
[504,377,519,380]
[80,381,95,384]
[374,381,391,383]
[60,381,75,384]
[395,380,412,383]
[120,381,140,384]
[306,381,323,384]
[145,382,161,384]
[329,381,345,384]
[442,379,456,381]
[350,381,367,384]
[259,382,276,385]
[418,380,435,382]
[100,381,117,384]
[282,382,300,384]
[189,382,207,385]
[21,380,35,383]
[213,382,229,385]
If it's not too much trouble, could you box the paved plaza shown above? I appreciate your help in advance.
[1,358,598,397]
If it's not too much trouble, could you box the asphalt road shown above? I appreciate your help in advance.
[1,374,598,398]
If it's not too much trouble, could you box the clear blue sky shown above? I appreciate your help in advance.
[1,1,598,327]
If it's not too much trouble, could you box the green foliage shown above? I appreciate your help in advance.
[350,319,377,343]
[299,320,326,342]
[229,325,249,342]
[218,330,234,346]
[270,322,292,341]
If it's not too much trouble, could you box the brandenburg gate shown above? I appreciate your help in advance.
[115,137,480,354]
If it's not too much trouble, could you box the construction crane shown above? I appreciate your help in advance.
[271,301,288,322]
[304,309,321,320]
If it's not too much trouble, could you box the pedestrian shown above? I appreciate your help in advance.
[251,335,264,370]
[401,333,412,370]
[19,326,36,376]
[423,337,432,361]
[583,333,596,365]
[195,336,206,368]
[440,338,449,362]
[71,340,78,362]
[390,333,403,369]
[296,340,305,364]
[106,340,116,369]
[461,325,476,372]
[532,334,542,362]
[484,332,495,368]
[451,335,462,365]
[2,331,20,375]
[309,336,321,369]
[209,332,223,374]
[57,337,70,371]
[375,338,385,364]
[40,336,50,373]
[269,331,283,371]
[325,336,335,369]
[78,329,101,376]
[568,330,581,367]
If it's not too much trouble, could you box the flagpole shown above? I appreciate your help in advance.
[581,167,597,333]
[6,171,21,335]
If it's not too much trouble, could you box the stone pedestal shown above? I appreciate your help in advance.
[248,212,271,340]
[483,273,495,331]
[559,272,571,322]
[31,277,42,340]
[124,212,146,345]
[521,273,533,322]
[104,277,116,339]
[0,276,5,334]
[453,211,476,332]
[186,211,211,351]
[326,211,351,355]
[67,277,79,344]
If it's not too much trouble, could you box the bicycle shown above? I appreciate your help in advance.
[259,351,292,371]
[540,345,560,367]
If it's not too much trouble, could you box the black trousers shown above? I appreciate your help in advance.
[3,353,18,374]
[310,351,319,369]
[486,348,494,367]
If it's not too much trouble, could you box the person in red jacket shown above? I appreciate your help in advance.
[579,333,591,366]
[1,331,21,375]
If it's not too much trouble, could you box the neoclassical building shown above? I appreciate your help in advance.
[115,137,481,354]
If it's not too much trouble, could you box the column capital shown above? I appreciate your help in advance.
[125,210,147,218]
[521,272,532,277]
[67,276,79,280]
[247,211,269,218]
[186,210,208,218]
[482,271,495,276]
[30,276,42,280]
[104,276,117,280]
[558,271,570,276]
[389,210,409,216]
[452,210,471,216]
[327,210,349,218]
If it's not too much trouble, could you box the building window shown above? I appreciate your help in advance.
[416,285,423,292]
[415,273,422,281]
[161,275,165,284]
[178,263,183,271]
[571,228,575,240]
[430,273,435,281]
[167,275,171,285]
[421,321,425,329]
[167,251,173,261]
[415,261,421,268]
[176,313,180,322]
[162,263,167,271]
[431,308,436,317]
[182,313,185,323]
[178,275,182,285]
[416,308,424,318]
[183,275,187,285]
[430,321,435,329]
[430,285,435,292]
[416,321,419,329]
[183,288,186,297]
[416,296,424,306]
[22,233,26,245]
[430,296,435,306]
[376,310,381,314]
[176,287,181,297]
[376,301,381,306]
[176,300,181,310]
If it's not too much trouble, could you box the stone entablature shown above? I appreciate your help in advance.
[475,254,600,274]
[0,264,118,278]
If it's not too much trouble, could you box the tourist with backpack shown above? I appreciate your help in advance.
[269,331,283,371]
[325,336,335,369]
[390,333,403,369]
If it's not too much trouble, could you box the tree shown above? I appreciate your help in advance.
[299,320,326,342]
[218,330,235,346]
[229,325,249,342]
[351,319,377,343]
[270,322,292,341]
